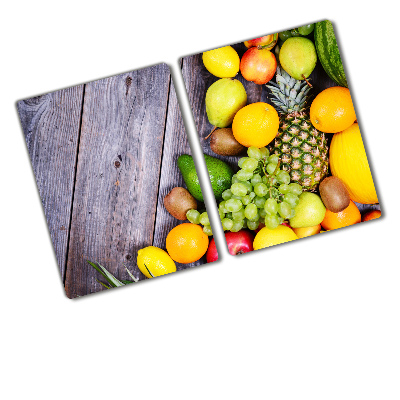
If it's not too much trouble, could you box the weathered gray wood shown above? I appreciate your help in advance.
[152,77,205,270]
[65,64,171,298]
[17,87,84,280]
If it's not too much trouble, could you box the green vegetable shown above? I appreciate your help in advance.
[177,154,233,201]
[314,20,348,87]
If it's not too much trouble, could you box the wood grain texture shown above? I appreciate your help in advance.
[17,86,84,280]
[152,77,206,270]
[64,64,171,298]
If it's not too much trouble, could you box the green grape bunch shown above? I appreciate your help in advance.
[187,146,303,233]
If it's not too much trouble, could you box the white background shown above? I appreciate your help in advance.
[1,1,399,399]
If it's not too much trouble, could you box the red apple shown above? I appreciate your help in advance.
[240,47,277,85]
[244,33,279,50]
[206,230,254,262]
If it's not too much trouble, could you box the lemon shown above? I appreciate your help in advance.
[202,46,240,78]
[137,246,176,278]
[253,225,298,250]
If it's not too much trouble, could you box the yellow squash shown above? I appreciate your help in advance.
[329,123,378,204]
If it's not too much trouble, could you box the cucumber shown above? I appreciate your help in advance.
[314,20,348,87]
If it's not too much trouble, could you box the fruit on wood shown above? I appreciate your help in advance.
[137,246,176,278]
[266,65,329,191]
[189,146,305,233]
[253,224,298,250]
[186,209,200,224]
[206,230,254,262]
[297,23,315,36]
[314,20,347,87]
[329,123,378,204]
[217,148,305,232]
[292,224,321,238]
[164,187,197,221]
[362,210,381,222]
[177,154,233,201]
[321,200,361,231]
[232,102,279,148]
[279,30,292,42]
[289,192,326,228]
[310,86,356,133]
[279,37,317,80]
[319,176,350,213]
[187,209,213,236]
[209,128,246,156]
[166,223,209,263]
[202,46,240,78]
[205,78,247,128]
[244,33,278,50]
[240,47,277,85]
[281,24,315,40]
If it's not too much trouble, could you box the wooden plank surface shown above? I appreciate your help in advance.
[64,64,171,298]
[152,77,205,270]
[17,87,84,280]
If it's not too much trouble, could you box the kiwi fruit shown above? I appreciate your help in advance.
[209,128,245,156]
[319,176,350,213]
[164,187,197,220]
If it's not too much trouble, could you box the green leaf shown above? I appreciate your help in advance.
[124,266,139,282]
[96,279,112,289]
[121,280,135,285]
[87,261,125,287]
[144,263,155,278]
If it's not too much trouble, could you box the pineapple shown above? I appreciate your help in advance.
[266,65,328,191]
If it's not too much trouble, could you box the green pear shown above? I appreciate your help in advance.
[279,37,317,80]
[289,192,326,228]
[205,78,247,128]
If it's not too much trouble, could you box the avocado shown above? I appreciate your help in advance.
[177,154,233,202]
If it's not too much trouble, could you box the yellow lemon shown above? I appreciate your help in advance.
[202,46,240,78]
[137,246,176,278]
[253,225,298,250]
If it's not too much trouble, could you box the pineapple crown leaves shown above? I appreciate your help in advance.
[266,65,312,114]
[87,260,139,289]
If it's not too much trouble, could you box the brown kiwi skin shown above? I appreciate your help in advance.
[164,187,197,220]
[210,128,246,156]
[319,176,350,213]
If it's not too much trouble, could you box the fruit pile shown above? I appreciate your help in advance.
[89,20,381,287]
[185,20,380,254]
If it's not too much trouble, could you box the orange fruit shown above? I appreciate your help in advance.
[166,223,209,263]
[232,102,279,148]
[321,200,361,231]
[362,210,381,222]
[310,87,356,133]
